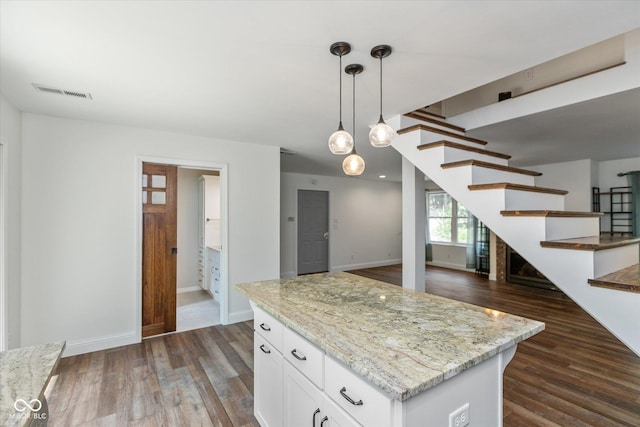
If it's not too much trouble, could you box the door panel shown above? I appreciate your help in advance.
[297,190,329,275]
[142,163,177,338]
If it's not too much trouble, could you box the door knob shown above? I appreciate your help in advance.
[323,232,329,240]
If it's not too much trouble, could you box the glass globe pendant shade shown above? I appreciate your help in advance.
[342,153,365,176]
[369,117,395,147]
[328,123,354,155]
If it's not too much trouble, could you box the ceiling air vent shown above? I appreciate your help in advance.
[32,84,92,100]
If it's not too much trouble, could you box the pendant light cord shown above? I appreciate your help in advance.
[338,54,343,124]
[352,70,357,153]
[379,56,383,118]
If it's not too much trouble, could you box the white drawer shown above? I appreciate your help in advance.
[283,327,324,389]
[325,355,392,427]
[254,305,283,353]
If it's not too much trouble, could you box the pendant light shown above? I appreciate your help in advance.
[328,42,354,155]
[343,64,365,176]
[369,44,395,147]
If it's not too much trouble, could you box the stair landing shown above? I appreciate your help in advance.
[540,235,640,251]
[588,264,640,293]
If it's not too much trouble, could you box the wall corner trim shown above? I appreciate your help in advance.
[63,331,138,357]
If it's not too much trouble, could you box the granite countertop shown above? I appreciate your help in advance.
[1,341,65,426]
[236,272,544,401]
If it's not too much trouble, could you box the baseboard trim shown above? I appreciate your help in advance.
[63,331,138,357]
[225,309,253,325]
[427,261,475,273]
[177,286,202,294]
[489,273,497,281]
[332,259,402,272]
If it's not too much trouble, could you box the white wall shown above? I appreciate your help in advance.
[176,168,218,291]
[598,157,640,190]
[281,173,402,278]
[20,113,280,354]
[428,244,469,271]
[443,35,624,116]
[533,159,594,211]
[0,95,22,350]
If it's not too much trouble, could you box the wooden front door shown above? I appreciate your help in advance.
[142,163,177,338]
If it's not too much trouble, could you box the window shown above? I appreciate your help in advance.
[427,192,472,244]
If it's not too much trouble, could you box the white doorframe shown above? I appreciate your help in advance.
[135,155,229,342]
[0,141,6,351]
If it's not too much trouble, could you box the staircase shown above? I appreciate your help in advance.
[389,108,640,356]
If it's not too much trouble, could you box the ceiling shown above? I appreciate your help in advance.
[1,1,639,181]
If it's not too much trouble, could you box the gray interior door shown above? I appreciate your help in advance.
[298,190,329,275]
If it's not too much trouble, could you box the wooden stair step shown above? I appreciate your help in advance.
[540,235,640,251]
[397,124,487,146]
[403,112,466,133]
[501,210,604,218]
[414,108,446,120]
[442,160,542,176]
[468,183,568,195]
[588,264,640,293]
[417,140,511,160]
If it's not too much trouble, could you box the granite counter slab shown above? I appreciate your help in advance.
[1,341,65,426]
[236,272,544,401]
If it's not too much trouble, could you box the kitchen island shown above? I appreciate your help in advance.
[236,272,544,427]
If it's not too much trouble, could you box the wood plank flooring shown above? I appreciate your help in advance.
[45,265,640,426]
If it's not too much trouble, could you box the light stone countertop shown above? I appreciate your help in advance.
[236,272,544,401]
[1,341,65,426]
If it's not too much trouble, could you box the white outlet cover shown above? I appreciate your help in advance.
[449,403,470,427]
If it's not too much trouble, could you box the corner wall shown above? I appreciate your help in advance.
[0,95,21,350]
[280,173,402,278]
[21,114,280,355]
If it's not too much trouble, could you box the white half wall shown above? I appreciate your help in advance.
[281,172,402,278]
[20,113,280,354]
[0,95,22,350]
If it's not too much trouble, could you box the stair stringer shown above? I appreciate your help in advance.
[392,130,640,356]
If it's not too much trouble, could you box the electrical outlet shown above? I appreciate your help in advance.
[449,403,470,427]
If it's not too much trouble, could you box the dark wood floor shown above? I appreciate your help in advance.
[46,265,640,426]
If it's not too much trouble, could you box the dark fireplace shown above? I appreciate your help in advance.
[506,247,558,291]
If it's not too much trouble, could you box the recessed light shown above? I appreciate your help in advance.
[379,175,386,179]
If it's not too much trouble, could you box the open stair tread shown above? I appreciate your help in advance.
[501,210,604,218]
[540,235,640,251]
[413,108,446,119]
[403,112,466,133]
[468,182,568,195]
[417,140,511,160]
[588,264,640,293]
[442,160,542,176]
[398,124,488,146]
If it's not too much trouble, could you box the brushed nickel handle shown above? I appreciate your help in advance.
[291,348,307,361]
[312,408,320,427]
[320,416,329,427]
[339,387,363,406]
[259,323,271,331]
[259,344,270,354]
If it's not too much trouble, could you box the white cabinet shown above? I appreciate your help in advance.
[284,360,359,427]
[254,306,284,427]
[253,304,360,427]
[207,248,221,299]
[254,333,283,427]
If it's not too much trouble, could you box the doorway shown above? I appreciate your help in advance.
[297,190,329,275]
[138,157,228,340]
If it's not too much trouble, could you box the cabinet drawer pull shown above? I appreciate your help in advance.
[291,348,307,361]
[259,323,271,331]
[312,408,320,427]
[320,416,329,427]
[259,344,271,354]
[339,387,363,406]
